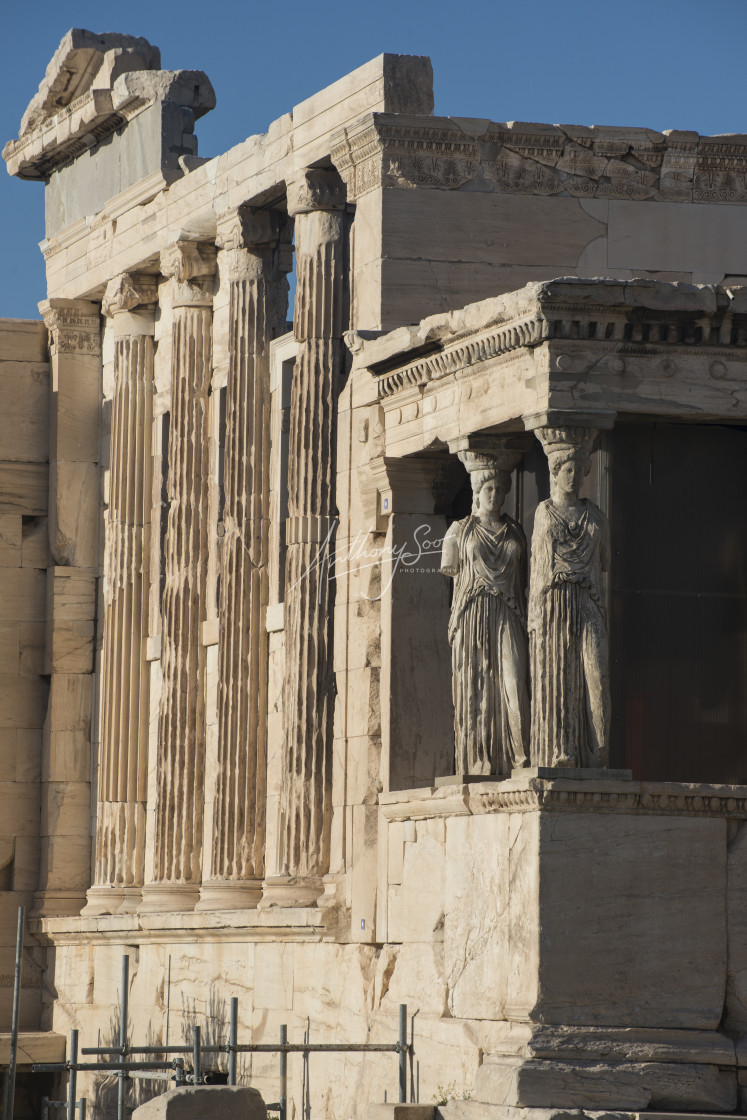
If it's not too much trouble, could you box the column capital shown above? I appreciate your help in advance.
[448,433,533,473]
[287,168,346,215]
[360,454,460,523]
[161,239,217,308]
[524,409,616,468]
[161,239,217,281]
[38,298,100,355]
[523,408,616,433]
[102,272,158,319]
[215,206,280,252]
[215,207,282,284]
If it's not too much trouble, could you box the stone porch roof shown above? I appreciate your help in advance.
[348,277,747,457]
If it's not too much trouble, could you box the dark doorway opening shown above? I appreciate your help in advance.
[609,422,747,782]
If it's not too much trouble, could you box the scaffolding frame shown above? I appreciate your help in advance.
[33,957,410,1120]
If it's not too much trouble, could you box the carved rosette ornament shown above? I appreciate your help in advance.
[88,274,156,915]
[144,240,216,911]
[200,208,287,908]
[270,168,346,903]
[527,423,611,769]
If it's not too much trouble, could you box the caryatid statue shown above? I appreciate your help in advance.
[529,427,610,768]
[441,451,530,778]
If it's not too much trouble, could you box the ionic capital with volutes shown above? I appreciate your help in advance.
[287,167,346,215]
[102,273,158,337]
[160,239,217,307]
[216,206,280,252]
[39,297,101,356]
[215,206,282,284]
[102,272,158,317]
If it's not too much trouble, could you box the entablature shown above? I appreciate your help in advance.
[349,277,747,458]
[332,111,747,204]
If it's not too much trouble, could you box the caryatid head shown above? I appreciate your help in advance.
[535,427,595,501]
[458,450,521,517]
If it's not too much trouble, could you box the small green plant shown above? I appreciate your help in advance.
[432,1081,473,1105]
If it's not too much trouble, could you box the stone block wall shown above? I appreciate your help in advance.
[0,319,49,1029]
[333,117,747,330]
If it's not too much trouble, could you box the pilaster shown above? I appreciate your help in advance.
[140,240,216,912]
[86,274,156,915]
[37,298,101,916]
[374,457,455,795]
[264,169,346,906]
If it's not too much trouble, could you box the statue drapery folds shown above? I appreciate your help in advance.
[529,426,611,769]
[441,452,530,777]
[441,426,612,778]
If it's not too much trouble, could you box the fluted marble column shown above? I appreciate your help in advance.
[87,274,156,915]
[200,209,286,909]
[266,169,346,905]
[141,240,216,912]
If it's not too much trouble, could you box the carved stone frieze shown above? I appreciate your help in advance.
[332,116,480,200]
[380,780,747,822]
[332,114,747,205]
[470,785,747,817]
[694,140,747,203]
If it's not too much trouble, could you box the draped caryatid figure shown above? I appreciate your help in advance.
[529,426,610,768]
[441,451,530,777]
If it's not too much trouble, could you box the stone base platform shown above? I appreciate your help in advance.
[465,1025,738,1112]
[471,1055,735,1112]
[440,1110,739,1120]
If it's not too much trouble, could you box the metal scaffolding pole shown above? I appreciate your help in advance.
[117,955,129,1120]
[3,907,24,1120]
[228,999,238,1086]
[34,1001,411,1115]
[67,1032,78,1120]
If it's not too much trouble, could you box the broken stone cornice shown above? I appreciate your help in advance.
[110,70,215,120]
[4,68,215,181]
[332,113,747,203]
[353,278,747,398]
[19,29,161,137]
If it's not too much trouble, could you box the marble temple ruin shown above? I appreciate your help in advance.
[1,26,747,1120]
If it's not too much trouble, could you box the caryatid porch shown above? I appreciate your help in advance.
[346,275,747,1115]
[350,275,747,788]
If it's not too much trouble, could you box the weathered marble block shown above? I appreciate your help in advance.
[383,778,728,1029]
[133,1087,267,1120]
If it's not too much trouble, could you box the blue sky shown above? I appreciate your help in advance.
[2,0,747,319]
